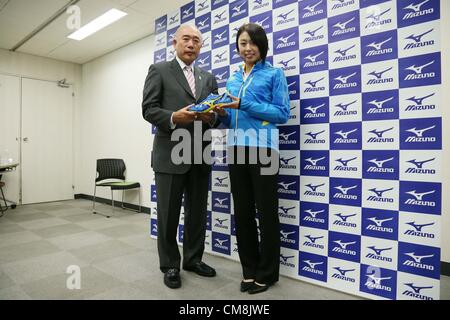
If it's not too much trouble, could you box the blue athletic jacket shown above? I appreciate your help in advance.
[219,61,290,151]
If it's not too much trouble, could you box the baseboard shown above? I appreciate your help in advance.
[74,193,151,214]
[441,261,450,277]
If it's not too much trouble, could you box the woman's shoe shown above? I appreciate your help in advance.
[240,280,255,292]
[248,282,269,294]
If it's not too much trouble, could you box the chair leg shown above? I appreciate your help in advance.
[92,184,97,214]
[0,185,6,216]
[120,188,141,213]
[139,187,141,213]
[109,189,114,218]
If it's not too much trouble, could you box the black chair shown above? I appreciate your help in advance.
[92,159,141,218]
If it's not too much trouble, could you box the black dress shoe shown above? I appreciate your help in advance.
[183,261,216,277]
[248,283,270,294]
[164,268,181,289]
[240,280,254,292]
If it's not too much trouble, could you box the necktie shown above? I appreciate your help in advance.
[184,66,196,98]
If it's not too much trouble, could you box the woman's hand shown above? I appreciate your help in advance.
[218,94,240,109]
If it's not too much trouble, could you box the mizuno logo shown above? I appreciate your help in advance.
[215,218,228,225]
[406,221,434,231]
[406,125,435,137]
[334,128,357,139]
[368,67,392,79]
[278,33,296,44]
[333,17,355,30]
[280,156,296,165]
[334,267,355,276]
[367,217,393,227]
[305,130,325,140]
[366,8,391,22]
[214,30,227,40]
[404,0,429,12]
[304,25,323,37]
[368,157,394,168]
[280,230,296,238]
[305,103,325,114]
[232,1,246,13]
[334,72,356,84]
[305,235,324,243]
[304,209,324,218]
[215,176,228,184]
[334,185,357,195]
[214,197,228,205]
[215,238,228,246]
[280,254,295,262]
[278,181,296,190]
[368,187,393,197]
[367,37,392,50]
[280,131,297,140]
[406,93,434,105]
[404,252,434,263]
[304,260,323,269]
[368,97,393,109]
[366,273,391,284]
[304,0,323,13]
[335,213,356,222]
[334,44,355,57]
[335,157,356,166]
[335,100,356,111]
[305,183,324,192]
[305,77,324,87]
[278,9,294,21]
[405,190,435,200]
[369,127,393,138]
[279,206,295,214]
[404,283,433,294]
[304,51,324,62]
[305,157,325,165]
[278,57,295,67]
[406,158,434,168]
[367,246,392,255]
[334,240,356,249]
[406,29,434,43]
[405,60,434,74]
[182,6,193,17]
[170,13,179,23]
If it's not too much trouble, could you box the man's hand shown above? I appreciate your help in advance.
[213,106,227,117]
[195,111,215,124]
[172,105,196,125]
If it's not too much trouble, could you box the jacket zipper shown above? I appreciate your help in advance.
[234,71,255,143]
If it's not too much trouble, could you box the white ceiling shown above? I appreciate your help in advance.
[0,0,189,64]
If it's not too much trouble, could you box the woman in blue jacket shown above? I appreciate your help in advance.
[214,23,290,294]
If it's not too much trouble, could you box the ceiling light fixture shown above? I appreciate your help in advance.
[68,8,127,41]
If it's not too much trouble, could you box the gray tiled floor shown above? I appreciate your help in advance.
[0,199,449,300]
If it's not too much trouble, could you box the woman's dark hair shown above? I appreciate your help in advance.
[236,23,268,62]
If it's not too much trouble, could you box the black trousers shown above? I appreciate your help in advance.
[155,164,209,273]
[228,147,280,285]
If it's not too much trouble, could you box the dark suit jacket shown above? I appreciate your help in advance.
[142,58,219,174]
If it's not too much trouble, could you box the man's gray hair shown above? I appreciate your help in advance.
[174,23,203,42]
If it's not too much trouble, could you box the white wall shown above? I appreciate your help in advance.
[75,36,155,208]
[0,49,81,84]
[440,0,449,264]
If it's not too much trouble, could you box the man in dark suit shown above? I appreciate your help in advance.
[142,24,218,289]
